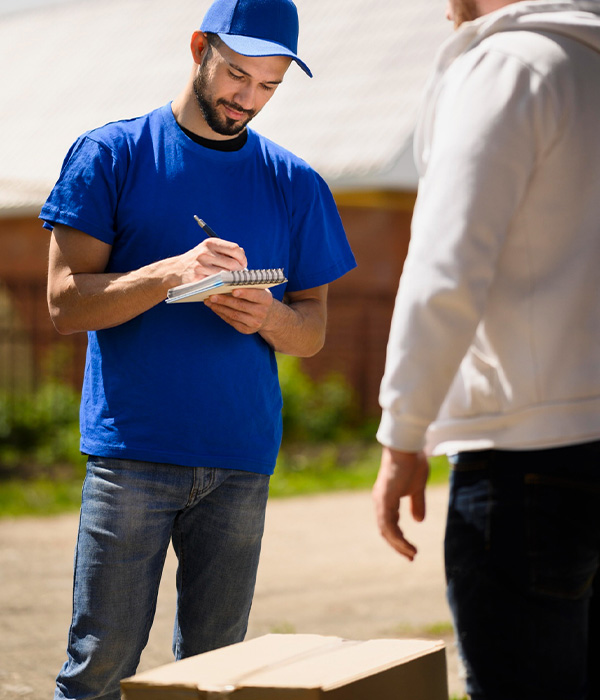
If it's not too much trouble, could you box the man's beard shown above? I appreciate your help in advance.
[193,64,256,137]
[451,0,480,27]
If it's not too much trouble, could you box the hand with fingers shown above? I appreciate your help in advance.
[204,286,275,334]
[174,237,248,286]
[372,447,429,561]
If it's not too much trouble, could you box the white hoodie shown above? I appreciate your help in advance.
[377,1,600,455]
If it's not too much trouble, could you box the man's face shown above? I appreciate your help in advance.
[193,38,291,137]
[446,0,481,27]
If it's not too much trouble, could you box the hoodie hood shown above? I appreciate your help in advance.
[440,1,600,71]
[414,1,600,172]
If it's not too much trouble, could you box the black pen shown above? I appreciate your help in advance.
[194,215,219,238]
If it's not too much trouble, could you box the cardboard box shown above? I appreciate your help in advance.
[121,633,448,699]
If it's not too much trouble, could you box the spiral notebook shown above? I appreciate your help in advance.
[166,268,287,304]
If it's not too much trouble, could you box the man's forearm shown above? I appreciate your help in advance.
[49,262,174,335]
[47,224,248,335]
[258,296,326,357]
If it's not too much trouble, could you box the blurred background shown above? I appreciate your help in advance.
[0,0,452,510]
[0,3,468,699]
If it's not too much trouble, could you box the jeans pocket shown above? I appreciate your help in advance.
[526,474,599,600]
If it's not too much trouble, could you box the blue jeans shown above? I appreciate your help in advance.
[445,441,600,700]
[55,457,270,700]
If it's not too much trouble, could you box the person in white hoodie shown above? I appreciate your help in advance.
[373,1,600,698]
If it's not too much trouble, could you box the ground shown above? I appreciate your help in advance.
[0,485,464,698]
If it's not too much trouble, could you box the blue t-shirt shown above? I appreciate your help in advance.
[40,104,356,474]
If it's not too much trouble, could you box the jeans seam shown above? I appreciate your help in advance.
[185,468,220,509]
[173,522,183,660]
[66,469,89,656]
[185,467,200,508]
[201,467,217,496]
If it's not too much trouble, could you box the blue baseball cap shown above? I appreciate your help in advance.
[200,0,312,77]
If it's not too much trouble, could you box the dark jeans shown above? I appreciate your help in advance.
[445,440,600,700]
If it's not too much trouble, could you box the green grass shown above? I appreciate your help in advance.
[0,448,451,518]
[423,621,455,636]
[383,619,455,639]
[0,477,84,517]
[0,366,453,517]
[270,446,450,498]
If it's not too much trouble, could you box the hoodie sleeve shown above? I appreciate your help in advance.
[377,40,559,452]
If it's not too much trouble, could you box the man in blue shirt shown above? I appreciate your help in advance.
[41,1,356,697]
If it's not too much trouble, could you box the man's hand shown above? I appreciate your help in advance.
[204,287,275,334]
[204,285,328,357]
[372,447,429,561]
[173,237,248,287]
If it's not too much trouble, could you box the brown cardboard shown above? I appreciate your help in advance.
[121,633,448,700]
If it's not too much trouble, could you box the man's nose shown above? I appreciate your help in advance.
[233,84,255,111]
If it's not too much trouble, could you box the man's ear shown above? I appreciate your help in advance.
[190,31,209,65]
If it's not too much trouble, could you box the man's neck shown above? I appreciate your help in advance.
[479,0,523,16]
[177,122,248,151]
[171,88,238,142]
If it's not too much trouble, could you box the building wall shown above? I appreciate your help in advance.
[0,217,80,392]
[0,195,414,413]
[302,192,414,415]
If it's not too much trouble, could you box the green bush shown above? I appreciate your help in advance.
[277,354,362,443]
[0,382,84,478]
[0,359,364,480]
[0,370,452,515]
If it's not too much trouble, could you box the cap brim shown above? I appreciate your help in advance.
[217,33,312,77]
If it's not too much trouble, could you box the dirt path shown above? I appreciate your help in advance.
[0,485,463,699]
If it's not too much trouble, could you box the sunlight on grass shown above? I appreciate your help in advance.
[0,478,83,517]
[0,362,453,517]
[270,447,450,498]
[424,621,455,636]
[0,450,451,518]
[268,622,297,634]
[383,619,454,639]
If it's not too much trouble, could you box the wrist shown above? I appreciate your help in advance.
[143,256,186,294]
[376,410,427,453]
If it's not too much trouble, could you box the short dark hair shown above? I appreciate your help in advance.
[204,32,222,49]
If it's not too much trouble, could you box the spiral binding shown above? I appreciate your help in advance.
[230,268,286,284]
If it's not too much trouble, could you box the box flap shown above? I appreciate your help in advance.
[246,638,445,690]
[122,635,446,698]
[122,634,343,693]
